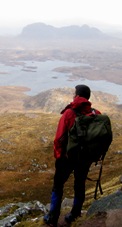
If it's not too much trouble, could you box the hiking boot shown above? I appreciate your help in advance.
[43,212,58,227]
[65,212,81,223]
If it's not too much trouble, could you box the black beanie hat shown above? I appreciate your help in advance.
[75,84,91,100]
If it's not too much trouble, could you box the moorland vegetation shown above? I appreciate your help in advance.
[0,87,122,226]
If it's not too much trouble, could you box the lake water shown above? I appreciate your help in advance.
[0,60,122,104]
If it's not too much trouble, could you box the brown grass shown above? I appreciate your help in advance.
[0,111,122,210]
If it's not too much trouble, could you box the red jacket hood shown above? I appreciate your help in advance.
[61,96,92,115]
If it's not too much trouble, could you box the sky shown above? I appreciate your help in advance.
[0,0,122,34]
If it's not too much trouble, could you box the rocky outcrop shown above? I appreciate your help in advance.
[24,87,117,114]
[0,86,118,113]
[0,190,122,227]
[87,190,122,216]
[0,201,46,227]
[87,189,122,227]
[106,209,122,227]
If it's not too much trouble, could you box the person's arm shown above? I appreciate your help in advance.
[54,109,75,159]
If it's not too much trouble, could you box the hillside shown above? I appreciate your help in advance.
[0,86,119,114]
[0,110,122,226]
[23,87,119,114]
[0,86,122,226]
[0,21,122,225]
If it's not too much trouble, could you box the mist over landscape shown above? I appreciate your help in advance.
[0,20,122,227]
[0,22,122,105]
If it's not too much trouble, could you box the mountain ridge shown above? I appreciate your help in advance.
[19,22,108,40]
[0,86,118,114]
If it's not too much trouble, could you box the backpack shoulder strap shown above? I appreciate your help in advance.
[70,107,95,116]
[70,107,81,116]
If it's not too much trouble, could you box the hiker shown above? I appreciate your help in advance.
[44,84,101,226]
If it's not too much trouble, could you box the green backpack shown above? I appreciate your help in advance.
[67,109,113,162]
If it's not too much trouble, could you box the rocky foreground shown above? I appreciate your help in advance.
[0,189,122,227]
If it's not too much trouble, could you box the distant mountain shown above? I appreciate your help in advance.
[19,22,107,40]
[23,88,117,114]
[0,86,119,113]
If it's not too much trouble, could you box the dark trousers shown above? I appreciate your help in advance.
[50,154,92,217]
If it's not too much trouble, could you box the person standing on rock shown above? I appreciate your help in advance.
[43,84,101,227]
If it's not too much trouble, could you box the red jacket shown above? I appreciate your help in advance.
[54,96,101,159]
